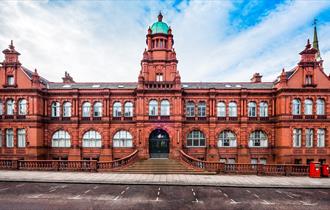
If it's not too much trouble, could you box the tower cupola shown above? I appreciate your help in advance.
[138,13,180,89]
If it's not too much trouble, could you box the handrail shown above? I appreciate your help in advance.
[179,150,222,172]
[98,150,139,171]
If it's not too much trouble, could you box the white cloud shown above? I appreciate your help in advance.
[0,0,329,83]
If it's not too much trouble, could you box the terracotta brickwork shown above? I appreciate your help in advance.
[0,15,329,164]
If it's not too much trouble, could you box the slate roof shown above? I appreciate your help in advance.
[46,82,274,90]
[22,67,49,85]
[181,82,274,89]
[47,82,138,89]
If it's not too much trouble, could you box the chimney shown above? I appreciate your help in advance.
[250,73,262,83]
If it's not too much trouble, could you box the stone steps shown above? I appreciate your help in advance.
[118,158,216,174]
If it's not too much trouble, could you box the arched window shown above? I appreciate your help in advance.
[6,99,14,115]
[82,102,91,117]
[198,102,206,117]
[6,129,14,147]
[228,102,237,117]
[259,102,268,117]
[292,99,301,115]
[63,102,71,117]
[51,101,60,117]
[113,130,133,147]
[249,130,268,147]
[217,102,226,117]
[149,100,158,116]
[113,102,122,117]
[52,130,71,147]
[83,130,101,148]
[248,102,257,117]
[218,130,237,147]
[316,99,325,115]
[186,101,195,117]
[160,100,170,116]
[187,130,206,147]
[124,102,133,117]
[18,99,27,115]
[304,99,313,115]
[93,102,102,117]
[0,101,3,115]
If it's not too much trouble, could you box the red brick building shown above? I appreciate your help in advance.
[0,14,329,164]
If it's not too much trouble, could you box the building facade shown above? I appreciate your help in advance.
[0,14,329,164]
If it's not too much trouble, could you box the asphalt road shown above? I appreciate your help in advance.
[0,182,329,210]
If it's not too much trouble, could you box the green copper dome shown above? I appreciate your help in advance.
[151,21,169,34]
[150,12,169,34]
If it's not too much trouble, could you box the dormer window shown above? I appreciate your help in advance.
[7,76,14,86]
[156,73,163,82]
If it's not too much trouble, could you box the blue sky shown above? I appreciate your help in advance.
[0,0,330,82]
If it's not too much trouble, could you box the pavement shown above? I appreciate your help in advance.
[0,170,329,188]
[0,182,329,210]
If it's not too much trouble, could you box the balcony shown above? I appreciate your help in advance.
[149,116,158,120]
[292,115,303,119]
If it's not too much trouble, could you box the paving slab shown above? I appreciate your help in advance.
[0,170,329,188]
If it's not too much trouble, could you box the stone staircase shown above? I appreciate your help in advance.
[117,158,215,174]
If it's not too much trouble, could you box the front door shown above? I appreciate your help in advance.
[149,129,169,158]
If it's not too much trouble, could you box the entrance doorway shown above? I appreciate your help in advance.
[149,129,169,158]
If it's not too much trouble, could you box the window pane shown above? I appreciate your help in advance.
[317,129,325,147]
[292,99,301,115]
[217,102,226,117]
[229,102,237,117]
[124,102,133,117]
[316,99,325,115]
[19,99,27,115]
[149,100,158,116]
[160,100,170,116]
[63,102,71,117]
[186,102,195,117]
[304,99,313,115]
[82,102,91,117]
[113,130,133,148]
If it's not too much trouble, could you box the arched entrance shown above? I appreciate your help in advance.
[149,129,169,158]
